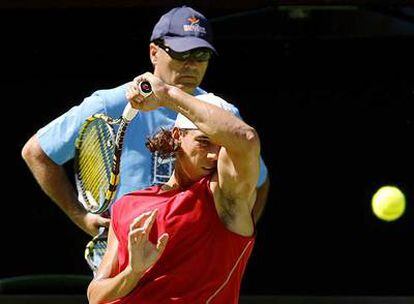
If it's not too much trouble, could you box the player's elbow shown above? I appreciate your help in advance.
[87,285,93,303]
[87,283,96,304]
[87,281,103,304]
[239,127,260,155]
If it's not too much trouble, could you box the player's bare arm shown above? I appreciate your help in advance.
[88,210,168,304]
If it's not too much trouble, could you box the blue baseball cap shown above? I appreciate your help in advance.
[150,6,217,54]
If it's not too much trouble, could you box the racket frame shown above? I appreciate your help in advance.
[74,114,118,213]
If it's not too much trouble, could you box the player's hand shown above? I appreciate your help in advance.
[128,209,169,275]
[126,72,171,111]
[81,213,111,236]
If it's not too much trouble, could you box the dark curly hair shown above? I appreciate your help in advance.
[145,128,182,159]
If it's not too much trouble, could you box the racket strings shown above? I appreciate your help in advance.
[80,135,110,185]
[79,133,110,189]
[80,144,111,192]
[78,120,114,207]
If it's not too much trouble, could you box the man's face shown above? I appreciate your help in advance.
[150,43,209,94]
[175,129,219,182]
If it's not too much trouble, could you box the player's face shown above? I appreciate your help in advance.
[175,129,219,182]
[150,43,209,94]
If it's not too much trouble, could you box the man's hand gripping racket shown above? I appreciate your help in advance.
[74,81,152,274]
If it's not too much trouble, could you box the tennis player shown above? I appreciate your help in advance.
[87,72,260,303]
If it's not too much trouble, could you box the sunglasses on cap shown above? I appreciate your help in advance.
[157,43,212,62]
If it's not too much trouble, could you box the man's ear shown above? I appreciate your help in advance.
[171,127,182,152]
[149,43,158,66]
[172,127,181,140]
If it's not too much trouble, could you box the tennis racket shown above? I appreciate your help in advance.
[74,81,152,273]
[74,81,152,214]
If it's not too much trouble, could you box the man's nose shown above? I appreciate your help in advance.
[183,57,200,67]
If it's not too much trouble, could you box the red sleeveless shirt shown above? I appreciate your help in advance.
[110,176,255,303]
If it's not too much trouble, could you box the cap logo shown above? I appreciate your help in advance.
[183,16,206,34]
[188,17,199,25]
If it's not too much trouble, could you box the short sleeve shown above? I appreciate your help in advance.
[257,156,268,187]
[36,95,106,165]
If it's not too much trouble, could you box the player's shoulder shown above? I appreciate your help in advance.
[111,190,132,215]
[113,186,160,206]
[111,185,160,216]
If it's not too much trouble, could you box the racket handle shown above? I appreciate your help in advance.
[122,103,139,122]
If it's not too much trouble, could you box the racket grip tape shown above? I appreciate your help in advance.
[122,103,139,122]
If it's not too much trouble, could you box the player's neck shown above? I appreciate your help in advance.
[163,170,193,191]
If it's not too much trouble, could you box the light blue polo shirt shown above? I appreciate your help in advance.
[37,83,268,201]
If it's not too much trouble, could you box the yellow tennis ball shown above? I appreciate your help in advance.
[372,186,406,221]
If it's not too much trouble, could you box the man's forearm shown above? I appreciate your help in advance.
[21,135,87,228]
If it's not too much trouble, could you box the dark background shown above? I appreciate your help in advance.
[2,1,414,297]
